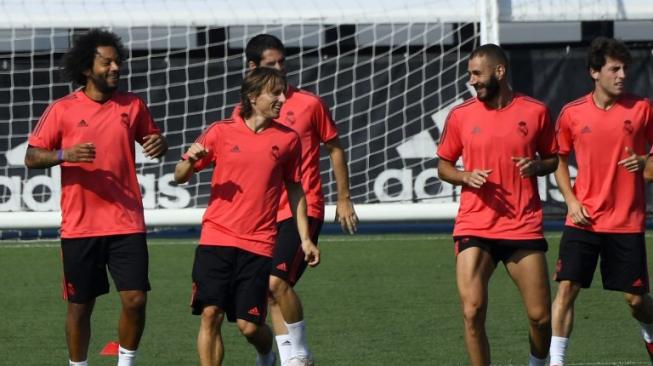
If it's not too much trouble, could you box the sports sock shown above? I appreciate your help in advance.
[117,345,137,366]
[549,336,569,366]
[528,353,546,366]
[639,321,653,343]
[276,334,292,364]
[69,361,88,366]
[286,320,310,358]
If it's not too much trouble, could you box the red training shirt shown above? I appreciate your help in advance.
[556,93,653,233]
[189,114,302,257]
[232,85,339,221]
[437,94,558,239]
[28,90,161,238]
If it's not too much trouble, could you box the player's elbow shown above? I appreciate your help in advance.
[24,149,39,169]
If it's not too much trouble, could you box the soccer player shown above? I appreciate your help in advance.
[437,44,558,366]
[24,29,168,366]
[549,37,653,366]
[174,67,320,366]
[242,34,358,366]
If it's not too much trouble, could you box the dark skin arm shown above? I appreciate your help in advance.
[24,143,96,169]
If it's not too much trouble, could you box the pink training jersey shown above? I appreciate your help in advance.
[275,86,339,221]
[233,86,339,221]
[437,94,558,239]
[557,93,653,233]
[28,90,161,238]
[189,114,302,257]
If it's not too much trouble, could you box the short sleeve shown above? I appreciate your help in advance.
[555,108,573,155]
[27,102,63,150]
[188,125,217,172]
[313,98,339,143]
[436,110,463,161]
[134,97,161,143]
[537,107,558,158]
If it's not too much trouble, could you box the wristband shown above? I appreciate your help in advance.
[56,149,64,162]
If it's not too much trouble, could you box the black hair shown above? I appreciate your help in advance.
[61,29,126,86]
[469,43,510,72]
[245,34,285,66]
[587,37,631,72]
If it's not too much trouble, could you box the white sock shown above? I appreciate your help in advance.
[255,351,276,366]
[276,334,292,364]
[286,320,310,358]
[528,353,546,366]
[549,336,569,366]
[640,321,653,343]
[69,361,88,366]
[117,345,137,366]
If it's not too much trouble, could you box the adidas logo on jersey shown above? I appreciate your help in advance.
[231,145,240,153]
[248,307,260,316]
[471,126,481,135]
[580,125,592,134]
[78,119,88,127]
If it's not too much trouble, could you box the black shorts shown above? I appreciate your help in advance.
[191,245,271,324]
[270,217,323,286]
[554,226,649,294]
[60,233,150,304]
[454,236,548,265]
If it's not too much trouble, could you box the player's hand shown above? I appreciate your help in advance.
[142,134,168,159]
[184,143,209,163]
[63,143,95,163]
[301,239,320,267]
[511,156,540,177]
[567,199,591,226]
[617,147,646,172]
[462,169,492,188]
[335,198,358,234]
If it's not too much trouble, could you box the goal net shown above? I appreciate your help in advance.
[0,1,482,230]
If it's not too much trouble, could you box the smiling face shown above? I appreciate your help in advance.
[468,55,502,102]
[85,45,121,95]
[591,56,627,99]
[250,81,287,120]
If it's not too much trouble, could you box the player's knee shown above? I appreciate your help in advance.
[461,301,485,327]
[67,302,94,321]
[121,292,147,312]
[555,281,579,305]
[527,308,551,330]
[200,306,224,328]
[269,275,290,297]
[236,320,259,338]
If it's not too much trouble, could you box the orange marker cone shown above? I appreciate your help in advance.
[100,341,119,356]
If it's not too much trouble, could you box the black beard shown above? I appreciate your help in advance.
[477,75,500,102]
[88,73,118,94]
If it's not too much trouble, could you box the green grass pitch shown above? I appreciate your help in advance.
[1,233,651,365]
